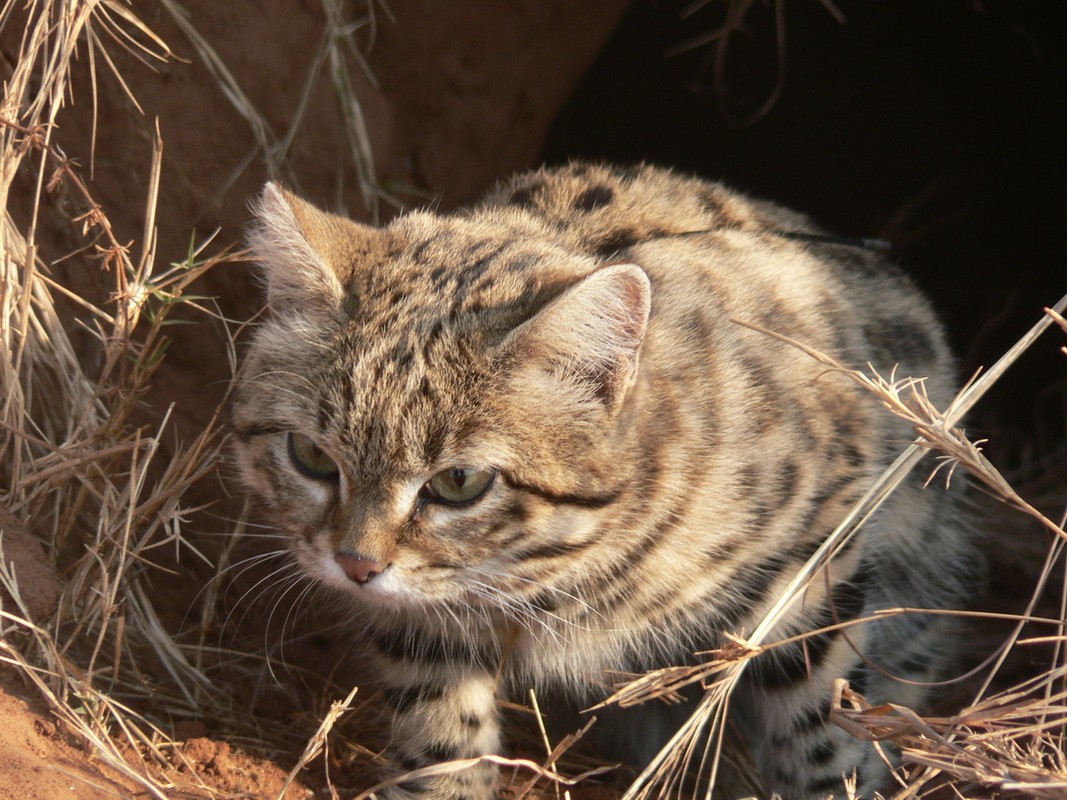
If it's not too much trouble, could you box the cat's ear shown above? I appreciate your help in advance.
[248,183,371,311]
[502,264,651,410]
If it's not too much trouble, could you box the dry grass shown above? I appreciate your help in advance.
[1,1,1066,799]
[0,1,240,795]
[604,300,1067,800]
[157,0,397,220]
[670,0,848,129]
[0,1,410,796]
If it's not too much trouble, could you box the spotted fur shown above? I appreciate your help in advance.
[232,163,976,799]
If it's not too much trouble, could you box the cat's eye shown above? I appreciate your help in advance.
[288,432,340,481]
[423,467,496,506]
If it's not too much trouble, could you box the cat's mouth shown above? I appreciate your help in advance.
[317,555,465,613]
[306,547,516,615]
[331,570,428,612]
[301,551,407,604]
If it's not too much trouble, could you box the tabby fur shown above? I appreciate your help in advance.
[232,163,976,799]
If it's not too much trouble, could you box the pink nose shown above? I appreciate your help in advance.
[334,553,385,584]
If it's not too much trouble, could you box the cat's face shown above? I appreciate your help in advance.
[232,185,650,618]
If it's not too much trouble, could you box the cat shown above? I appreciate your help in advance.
[231,162,976,799]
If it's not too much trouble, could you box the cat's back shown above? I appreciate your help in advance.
[480,162,955,412]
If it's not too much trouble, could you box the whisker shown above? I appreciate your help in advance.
[465,565,607,628]
[264,573,316,684]
[225,558,306,641]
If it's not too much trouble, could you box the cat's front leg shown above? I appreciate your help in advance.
[376,653,501,800]
[742,608,888,798]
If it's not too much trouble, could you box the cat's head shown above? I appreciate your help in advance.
[232,184,651,618]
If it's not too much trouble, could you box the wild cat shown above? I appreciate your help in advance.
[231,163,975,799]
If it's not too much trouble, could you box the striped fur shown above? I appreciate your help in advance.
[232,163,977,799]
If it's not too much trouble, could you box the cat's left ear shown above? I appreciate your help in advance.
[501,264,651,411]
[248,183,373,311]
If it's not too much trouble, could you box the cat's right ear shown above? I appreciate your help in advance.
[499,264,652,413]
[248,183,368,311]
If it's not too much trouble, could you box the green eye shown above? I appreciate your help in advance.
[424,467,496,506]
[288,432,340,480]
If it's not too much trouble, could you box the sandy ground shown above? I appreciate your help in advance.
[0,668,312,799]
[0,672,139,800]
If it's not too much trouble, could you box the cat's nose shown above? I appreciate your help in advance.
[334,552,385,584]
